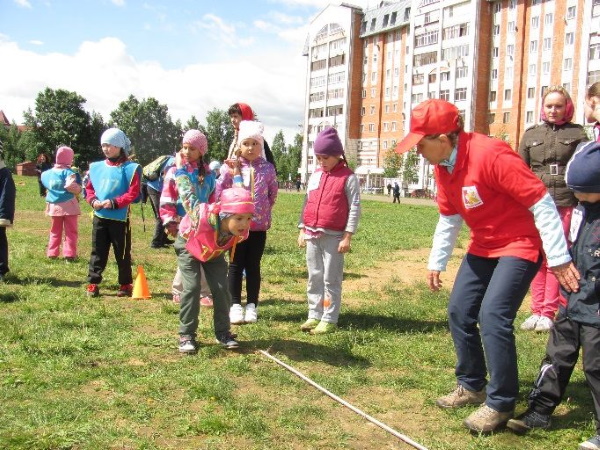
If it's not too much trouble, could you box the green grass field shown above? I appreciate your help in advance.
[0,175,596,449]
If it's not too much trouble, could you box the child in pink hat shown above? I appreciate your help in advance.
[173,146,254,353]
[41,146,82,261]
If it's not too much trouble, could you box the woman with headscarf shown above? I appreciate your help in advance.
[519,86,587,332]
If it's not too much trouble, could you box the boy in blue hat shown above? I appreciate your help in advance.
[507,140,600,450]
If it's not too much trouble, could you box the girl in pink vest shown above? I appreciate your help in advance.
[297,127,361,334]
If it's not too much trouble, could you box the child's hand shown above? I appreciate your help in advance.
[297,230,306,248]
[175,151,184,169]
[337,232,352,253]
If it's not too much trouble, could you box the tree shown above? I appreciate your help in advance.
[23,88,97,165]
[0,124,25,171]
[203,108,233,163]
[401,151,420,184]
[285,133,303,182]
[184,116,201,131]
[270,130,286,180]
[382,148,402,178]
[109,95,180,165]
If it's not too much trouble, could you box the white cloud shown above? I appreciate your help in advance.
[0,36,305,144]
[29,40,44,46]
[193,13,256,48]
[111,0,126,6]
[13,0,32,8]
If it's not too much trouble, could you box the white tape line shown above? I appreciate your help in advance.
[258,350,428,450]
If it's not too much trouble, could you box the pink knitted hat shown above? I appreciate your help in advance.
[183,129,208,155]
[55,146,74,166]
[220,188,255,215]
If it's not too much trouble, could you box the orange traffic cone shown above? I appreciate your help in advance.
[132,265,151,299]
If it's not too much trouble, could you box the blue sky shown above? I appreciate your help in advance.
[0,0,372,144]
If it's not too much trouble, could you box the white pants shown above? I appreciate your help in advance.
[306,233,345,324]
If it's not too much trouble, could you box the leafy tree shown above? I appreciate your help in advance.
[23,88,96,165]
[0,124,25,171]
[382,147,402,178]
[203,108,233,163]
[109,95,180,165]
[401,151,420,184]
[270,130,286,180]
[184,115,201,131]
[285,133,302,182]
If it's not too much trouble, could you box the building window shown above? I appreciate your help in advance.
[360,107,365,116]
[526,111,534,123]
[411,93,423,104]
[370,18,376,31]
[489,113,496,124]
[413,51,438,67]
[362,89,366,98]
[564,58,573,71]
[412,73,425,84]
[441,71,450,81]
[494,2,501,13]
[391,11,397,25]
[440,89,450,101]
[504,89,512,101]
[385,104,390,113]
[565,33,574,45]
[392,121,397,131]
[543,38,552,51]
[370,106,375,115]
[530,40,538,53]
[566,6,576,19]
[428,91,437,99]
[529,64,537,76]
[369,123,375,132]
[531,16,539,28]
[492,47,499,58]
[507,44,514,57]
[415,30,439,47]
[503,112,510,123]
[505,66,514,78]
[545,13,553,25]
[542,62,550,74]
[371,88,376,97]
[589,70,600,85]
[428,73,437,83]
[455,88,467,101]
[591,43,600,61]
[383,14,389,27]
[508,22,515,33]
[490,90,497,102]
[527,87,535,99]
[456,66,468,78]
[491,69,498,80]
[371,72,377,83]
[493,25,500,35]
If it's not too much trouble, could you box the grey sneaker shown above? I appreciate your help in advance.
[506,409,551,434]
[178,335,198,354]
[580,435,600,450]
[215,332,239,349]
[436,385,486,408]
[463,404,513,433]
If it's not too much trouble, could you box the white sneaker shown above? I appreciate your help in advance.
[230,304,245,325]
[244,303,257,323]
[520,314,540,331]
[535,316,553,332]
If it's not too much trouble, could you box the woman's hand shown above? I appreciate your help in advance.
[551,261,580,293]
[427,270,442,292]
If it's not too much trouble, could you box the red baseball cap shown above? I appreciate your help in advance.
[395,99,461,154]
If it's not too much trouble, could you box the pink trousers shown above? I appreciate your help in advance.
[47,215,78,258]
[529,206,572,318]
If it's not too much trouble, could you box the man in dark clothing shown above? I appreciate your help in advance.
[392,182,401,203]
[0,140,16,281]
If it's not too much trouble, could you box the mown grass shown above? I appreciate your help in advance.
[0,175,596,449]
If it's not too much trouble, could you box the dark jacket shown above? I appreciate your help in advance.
[0,166,16,223]
[519,122,586,207]
[560,202,600,327]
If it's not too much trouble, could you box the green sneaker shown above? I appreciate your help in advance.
[310,321,337,335]
[300,318,320,332]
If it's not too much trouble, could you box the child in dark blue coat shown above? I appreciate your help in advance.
[0,139,16,282]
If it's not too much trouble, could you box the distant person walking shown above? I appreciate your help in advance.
[35,153,51,197]
[392,182,401,203]
[387,182,392,196]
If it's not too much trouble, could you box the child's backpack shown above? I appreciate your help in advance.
[142,155,171,181]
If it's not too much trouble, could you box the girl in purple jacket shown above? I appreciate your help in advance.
[217,120,278,324]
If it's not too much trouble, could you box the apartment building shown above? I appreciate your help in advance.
[300,0,599,191]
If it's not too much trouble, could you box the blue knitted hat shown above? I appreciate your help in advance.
[566,141,600,193]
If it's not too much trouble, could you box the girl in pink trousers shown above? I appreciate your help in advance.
[41,146,82,261]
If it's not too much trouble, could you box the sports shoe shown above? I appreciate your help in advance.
[244,303,258,323]
[117,284,133,297]
[172,293,181,304]
[506,409,551,434]
[463,404,513,433]
[0,218,12,227]
[179,335,198,354]
[300,318,320,332]
[520,314,540,331]
[535,316,554,332]
[200,296,213,307]
[230,304,245,325]
[215,331,239,349]
[86,284,100,298]
[580,435,600,450]
[310,321,337,335]
[436,385,486,409]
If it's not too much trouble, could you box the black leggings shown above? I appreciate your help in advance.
[228,231,267,306]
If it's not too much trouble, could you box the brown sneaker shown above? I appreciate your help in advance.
[464,404,513,433]
[436,385,486,408]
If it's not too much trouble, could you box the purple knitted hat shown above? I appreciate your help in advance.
[313,127,344,156]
